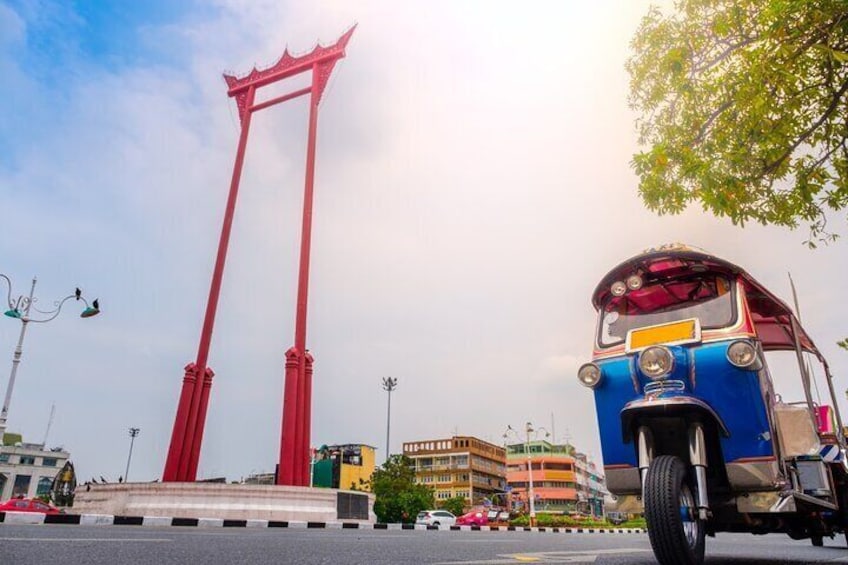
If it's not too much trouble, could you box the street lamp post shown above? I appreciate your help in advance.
[381,377,397,463]
[504,422,549,527]
[0,274,99,438]
[125,427,140,482]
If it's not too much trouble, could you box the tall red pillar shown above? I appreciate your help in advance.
[163,28,354,484]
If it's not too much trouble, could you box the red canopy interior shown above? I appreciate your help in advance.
[592,247,819,355]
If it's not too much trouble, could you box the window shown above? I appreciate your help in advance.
[599,274,735,347]
[42,458,58,467]
[19,456,35,465]
[546,462,572,471]
[36,476,53,495]
[0,453,9,463]
[12,474,31,497]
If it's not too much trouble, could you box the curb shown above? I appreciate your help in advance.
[0,512,646,533]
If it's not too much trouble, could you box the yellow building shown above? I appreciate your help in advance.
[403,436,506,507]
[312,444,376,491]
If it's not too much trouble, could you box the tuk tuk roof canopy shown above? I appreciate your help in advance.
[592,244,819,355]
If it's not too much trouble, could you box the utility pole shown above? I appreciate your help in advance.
[381,377,398,463]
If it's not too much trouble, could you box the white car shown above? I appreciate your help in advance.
[415,510,456,526]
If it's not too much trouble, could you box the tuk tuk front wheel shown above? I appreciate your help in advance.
[644,455,706,565]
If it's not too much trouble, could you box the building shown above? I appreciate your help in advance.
[403,436,506,507]
[312,444,376,491]
[0,432,70,501]
[505,440,606,516]
[573,451,607,517]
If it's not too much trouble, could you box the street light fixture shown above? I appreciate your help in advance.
[381,377,398,463]
[504,421,550,527]
[0,274,100,438]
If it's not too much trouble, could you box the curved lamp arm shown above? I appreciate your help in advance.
[0,274,14,311]
[28,295,99,323]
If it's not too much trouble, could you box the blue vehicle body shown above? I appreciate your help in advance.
[594,340,773,468]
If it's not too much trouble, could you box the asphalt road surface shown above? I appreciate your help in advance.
[1,525,848,564]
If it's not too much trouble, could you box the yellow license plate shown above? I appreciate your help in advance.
[627,319,700,351]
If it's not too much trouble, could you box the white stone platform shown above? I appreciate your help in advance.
[70,482,375,522]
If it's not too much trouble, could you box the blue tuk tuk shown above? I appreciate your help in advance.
[579,243,847,564]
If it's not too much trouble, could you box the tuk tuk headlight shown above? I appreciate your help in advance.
[639,346,673,379]
[610,281,627,297]
[577,363,602,388]
[727,340,762,370]
[626,274,643,291]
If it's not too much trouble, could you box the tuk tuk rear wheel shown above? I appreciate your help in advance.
[644,455,706,565]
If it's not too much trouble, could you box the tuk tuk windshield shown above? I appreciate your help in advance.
[599,275,736,347]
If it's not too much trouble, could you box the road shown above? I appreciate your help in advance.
[1,525,847,564]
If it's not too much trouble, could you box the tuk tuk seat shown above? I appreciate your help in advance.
[774,402,821,458]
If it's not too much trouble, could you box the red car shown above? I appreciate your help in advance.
[456,509,488,526]
[0,497,63,514]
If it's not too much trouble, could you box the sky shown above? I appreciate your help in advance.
[0,0,845,483]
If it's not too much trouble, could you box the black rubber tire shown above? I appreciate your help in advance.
[433,522,439,526]
[811,535,823,547]
[644,455,706,565]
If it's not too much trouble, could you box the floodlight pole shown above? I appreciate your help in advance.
[125,427,140,482]
[382,377,398,462]
[162,27,355,485]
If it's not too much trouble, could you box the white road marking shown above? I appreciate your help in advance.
[432,548,652,564]
[0,537,171,542]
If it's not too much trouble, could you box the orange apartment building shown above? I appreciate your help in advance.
[505,440,606,515]
[402,436,507,507]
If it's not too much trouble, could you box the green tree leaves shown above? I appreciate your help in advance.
[366,454,435,523]
[628,0,848,245]
[437,496,467,517]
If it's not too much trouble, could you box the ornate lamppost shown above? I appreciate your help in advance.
[0,274,99,438]
[504,422,549,527]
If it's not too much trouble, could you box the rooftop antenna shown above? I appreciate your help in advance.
[42,403,55,448]
[550,412,555,445]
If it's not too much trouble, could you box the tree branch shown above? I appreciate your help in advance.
[692,100,734,145]
[693,36,759,73]
[763,77,848,175]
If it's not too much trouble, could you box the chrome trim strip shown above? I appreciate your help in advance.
[621,396,730,437]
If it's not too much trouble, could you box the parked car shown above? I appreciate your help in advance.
[415,510,456,526]
[456,509,488,526]
[606,512,627,525]
[0,497,62,515]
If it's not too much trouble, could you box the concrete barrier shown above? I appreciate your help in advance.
[71,482,374,523]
